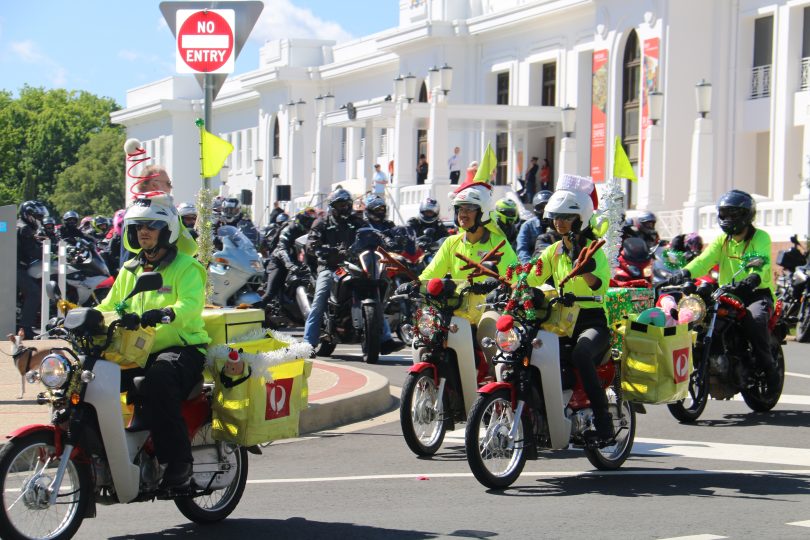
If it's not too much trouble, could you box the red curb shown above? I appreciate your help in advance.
[309,363,367,402]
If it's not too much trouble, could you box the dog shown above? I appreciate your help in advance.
[8,329,50,399]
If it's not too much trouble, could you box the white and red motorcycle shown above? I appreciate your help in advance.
[0,273,248,540]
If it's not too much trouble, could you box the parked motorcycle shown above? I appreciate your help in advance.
[465,282,636,489]
[209,225,265,307]
[313,228,392,364]
[663,257,786,423]
[775,234,810,342]
[395,278,496,456]
[0,273,248,540]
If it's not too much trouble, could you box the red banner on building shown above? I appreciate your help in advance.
[641,37,660,177]
[591,49,609,182]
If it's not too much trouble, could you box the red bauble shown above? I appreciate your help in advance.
[427,278,444,297]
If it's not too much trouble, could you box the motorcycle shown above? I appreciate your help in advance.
[264,262,314,328]
[464,253,636,490]
[663,257,786,423]
[209,225,265,307]
[313,228,392,364]
[611,236,653,288]
[0,272,248,540]
[48,238,114,307]
[395,278,496,456]
[775,234,810,342]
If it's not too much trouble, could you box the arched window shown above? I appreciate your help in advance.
[418,82,428,103]
[272,116,280,158]
[622,30,641,207]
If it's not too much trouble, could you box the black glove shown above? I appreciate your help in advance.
[120,312,140,331]
[469,278,501,295]
[668,268,691,285]
[140,308,174,328]
[735,273,762,298]
[573,258,597,276]
[395,281,417,296]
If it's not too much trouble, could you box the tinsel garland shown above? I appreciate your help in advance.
[740,252,769,267]
[661,248,688,271]
[599,178,625,274]
[502,258,544,321]
[205,327,313,380]
[196,187,215,301]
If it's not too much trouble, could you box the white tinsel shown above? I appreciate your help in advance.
[196,188,214,301]
[599,177,625,274]
[206,327,313,381]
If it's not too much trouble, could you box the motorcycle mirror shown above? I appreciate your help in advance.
[45,281,59,301]
[745,257,765,269]
[125,272,163,301]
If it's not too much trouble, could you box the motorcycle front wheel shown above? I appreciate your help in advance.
[797,301,810,343]
[585,393,636,470]
[361,304,383,364]
[400,371,447,456]
[465,390,528,490]
[0,431,91,540]
[667,350,709,423]
[175,422,248,524]
[741,339,785,412]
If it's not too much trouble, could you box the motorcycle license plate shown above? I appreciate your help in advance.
[335,268,347,278]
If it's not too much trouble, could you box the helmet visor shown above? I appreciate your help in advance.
[718,207,747,221]
[131,220,168,232]
[222,206,240,219]
[547,213,577,222]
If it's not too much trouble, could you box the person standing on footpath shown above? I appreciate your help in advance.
[448,146,461,184]
[372,164,388,196]
[416,154,428,185]
[524,156,539,203]
[539,158,553,191]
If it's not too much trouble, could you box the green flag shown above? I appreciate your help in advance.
[201,129,234,178]
[473,142,497,183]
[613,136,637,182]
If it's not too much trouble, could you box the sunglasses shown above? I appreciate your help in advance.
[550,214,578,222]
[134,221,168,231]
[455,204,479,214]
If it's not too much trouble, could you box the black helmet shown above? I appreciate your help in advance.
[717,189,755,235]
[364,195,387,223]
[221,198,242,224]
[20,200,48,225]
[532,190,553,219]
[328,188,353,219]
[42,217,56,231]
[295,207,318,230]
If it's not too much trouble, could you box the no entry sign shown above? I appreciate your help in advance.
[176,9,235,74]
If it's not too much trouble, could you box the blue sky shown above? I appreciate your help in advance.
[0,1,399,105]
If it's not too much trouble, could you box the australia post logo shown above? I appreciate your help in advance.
[265,378,294,420]
[672,347,690,384]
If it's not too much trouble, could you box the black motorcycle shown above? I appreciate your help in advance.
[775,234,810,342]
[264,263,314,328]
[314,228,392,364]
[663,257,786,423]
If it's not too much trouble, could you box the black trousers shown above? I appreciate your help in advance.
[122,346,206,464]
[449,170,460,184]
[563,309,611,415]
[742,291,775,369]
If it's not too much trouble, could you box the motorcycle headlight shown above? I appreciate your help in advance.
[496,328,521,352]
[39,354,71,389]
[418,312,437,338]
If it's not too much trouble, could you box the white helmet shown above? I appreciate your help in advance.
[544,189,594,227]
[452,183,493,223]
[177,202,197,217]
[124,195,180,253]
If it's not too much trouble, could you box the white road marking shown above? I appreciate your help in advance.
[247,468,810,485]
[634,438,810,467]
[787,520,810,528]
[785,371,810,380]
[661,534,728,540]
[731,393,810,406]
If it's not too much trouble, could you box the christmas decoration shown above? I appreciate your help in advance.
[599,177,625,273]
[661,248,688,270]
[196,187,215,300]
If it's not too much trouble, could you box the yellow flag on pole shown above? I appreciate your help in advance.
[473,142,497,183]
[613,136,637,182]
[201,129,234,178]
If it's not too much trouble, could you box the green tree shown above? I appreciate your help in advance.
[51,127,126,216]
[0,86,119,207]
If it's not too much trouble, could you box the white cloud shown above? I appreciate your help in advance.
[52,67,67,86]
[251,0,353,44]
[11,40,46,63]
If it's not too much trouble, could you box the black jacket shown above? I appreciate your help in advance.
[273,222,309,270]
[307,213,367,271]
[17,220,42,266]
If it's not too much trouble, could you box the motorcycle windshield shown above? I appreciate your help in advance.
[217,225,260,257]
[351,227,383,253]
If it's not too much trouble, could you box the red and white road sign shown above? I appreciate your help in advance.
[176,9,235,74]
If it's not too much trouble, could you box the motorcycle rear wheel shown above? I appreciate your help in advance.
[465,390,528,490]
[0,431,91,540]
[175,422,248,524]
[667,351,709,423]
[585,394,636,470]
[797,303,810,343]
[361,304,382,364]
[400,371,447,456]
[741,340,784,412]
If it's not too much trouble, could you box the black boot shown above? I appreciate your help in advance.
[160,462,192,490]
[593,411,615,443]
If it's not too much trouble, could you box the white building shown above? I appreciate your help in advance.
[111,0,810,249]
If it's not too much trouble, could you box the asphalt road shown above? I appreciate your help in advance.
[77,338,810,539]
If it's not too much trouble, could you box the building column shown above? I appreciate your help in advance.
[683,116,714,232]
[427,94,449,183]
[393,101,416,186]
[558,136,577,177]
[638,122,664,211]
[363,120,374,189]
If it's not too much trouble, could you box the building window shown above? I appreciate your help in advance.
[542,62,556,106]
[340,128,347,163]
[245,129,253,167]
[497,72,510,105]
[360,127,366,159]
[379,128,387,156]
[495,132,508,185]
[418,82,428,103]
[751,15,773,99]
[622,30,641,208]
[802,8,810,90]
[272,117,280,158]
[235,131,243,170]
